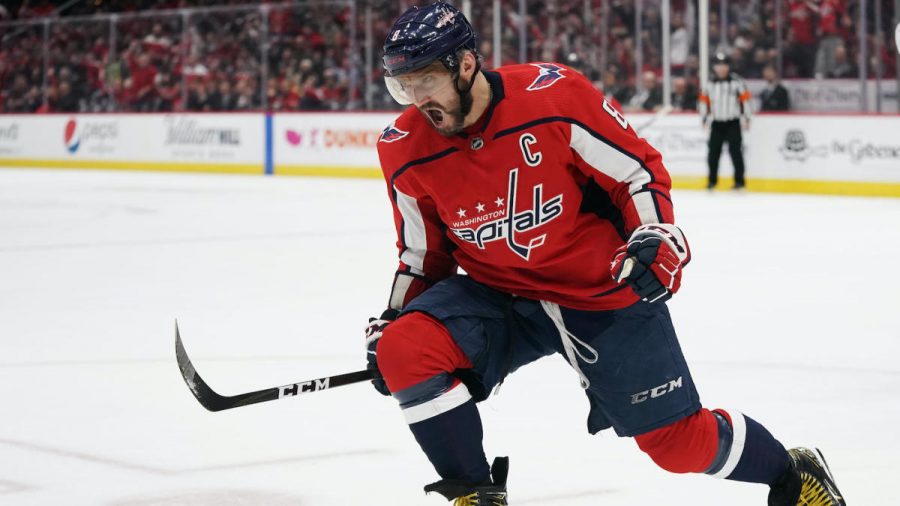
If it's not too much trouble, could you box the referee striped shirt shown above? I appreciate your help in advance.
[699,73,752,124]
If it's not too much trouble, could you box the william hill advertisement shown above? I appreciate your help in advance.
[0,114,262,173]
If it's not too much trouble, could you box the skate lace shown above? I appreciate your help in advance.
[798,472,837,505]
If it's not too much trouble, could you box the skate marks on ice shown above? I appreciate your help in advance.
[0,437,174,475]
[0,227,382,253]
[0,437,385,476]
[516,487,620,504]
[0,353,356,369]
[178,449,387,474]
[0,479,36,495]
[108,489,305,506]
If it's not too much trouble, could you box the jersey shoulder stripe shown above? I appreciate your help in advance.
[389,147,459,193]
[492,115,656,185]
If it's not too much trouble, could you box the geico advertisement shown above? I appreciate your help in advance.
[274,113,395,167]
[0,114,262,163]
[750,116,900,182]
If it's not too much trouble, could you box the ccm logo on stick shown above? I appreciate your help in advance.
[280,378,330,397]
[630,377,683,404]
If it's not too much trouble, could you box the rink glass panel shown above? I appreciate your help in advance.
[1,0,898,113]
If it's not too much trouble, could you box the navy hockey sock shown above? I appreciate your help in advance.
[706,410,790,485]
[409,399,491,484]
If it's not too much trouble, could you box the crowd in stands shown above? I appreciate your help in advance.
[1,0,354,113]
[516,0,897,113]
[1,0,897,113]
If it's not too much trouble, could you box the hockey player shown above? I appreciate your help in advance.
[365,3,845,505]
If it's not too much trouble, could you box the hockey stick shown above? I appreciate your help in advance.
[175,322,376,412]
[632,104,674,133]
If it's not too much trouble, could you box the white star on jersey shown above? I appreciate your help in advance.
[494,197,505,207]
[457,208,467,218]
[475,202,485,213]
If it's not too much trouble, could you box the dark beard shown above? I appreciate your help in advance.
[419,74,475,137]
[441,100,466,136]
[424,97,465,137]
[458,76,474,117]
[437,76,473,137]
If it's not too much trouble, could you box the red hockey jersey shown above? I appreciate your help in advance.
[377,63,675,312]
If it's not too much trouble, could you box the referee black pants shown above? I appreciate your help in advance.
[707,119,745,188]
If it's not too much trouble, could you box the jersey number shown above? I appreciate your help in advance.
[602,99,629,130]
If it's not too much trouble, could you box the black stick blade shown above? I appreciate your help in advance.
[175,321,233,412]
[175,321,376,412]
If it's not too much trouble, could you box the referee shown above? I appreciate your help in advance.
[699,53,752,190]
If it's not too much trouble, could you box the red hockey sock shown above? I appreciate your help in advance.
[634,408,721,473]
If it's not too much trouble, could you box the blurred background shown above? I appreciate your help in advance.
[1,0,898,114]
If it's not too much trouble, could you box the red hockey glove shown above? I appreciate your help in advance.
[365,308,399,396]
[610,224,691,303]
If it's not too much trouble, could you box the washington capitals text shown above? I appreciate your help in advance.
[450,168,563,260]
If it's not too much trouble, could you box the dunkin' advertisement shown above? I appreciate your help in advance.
[273,113,393,175]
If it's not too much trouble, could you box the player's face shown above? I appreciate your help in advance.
[714,62,730,78]
[402,63,466,136]
[385,62,456,105]
[416,78,466,136]
[385,61,469,136]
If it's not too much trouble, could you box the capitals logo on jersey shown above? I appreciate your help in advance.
[526,63,566,91]
[450,168,563,260]
[380,123,409,143]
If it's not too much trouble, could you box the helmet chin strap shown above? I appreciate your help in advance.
[441,50,481,118]
[453,59,481,118]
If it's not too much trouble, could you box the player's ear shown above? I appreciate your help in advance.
[460,50,477,80]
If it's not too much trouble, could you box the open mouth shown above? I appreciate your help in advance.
[425,107,445,126]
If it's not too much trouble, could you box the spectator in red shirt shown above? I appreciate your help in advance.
[129,52,158,111]
[786,0,817,77]
[320,68,345,110]
[142,23,172,58]
[17,0,55,19]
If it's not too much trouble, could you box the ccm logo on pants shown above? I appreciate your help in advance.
[631,377,683,405]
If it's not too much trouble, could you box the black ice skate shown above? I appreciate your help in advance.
[768,448,845,506]
[424,457,509,506]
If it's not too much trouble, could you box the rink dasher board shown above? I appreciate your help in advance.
[0,113,264,174]
[0,112,898,197]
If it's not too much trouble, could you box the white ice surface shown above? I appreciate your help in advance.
[0,167,898,505]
